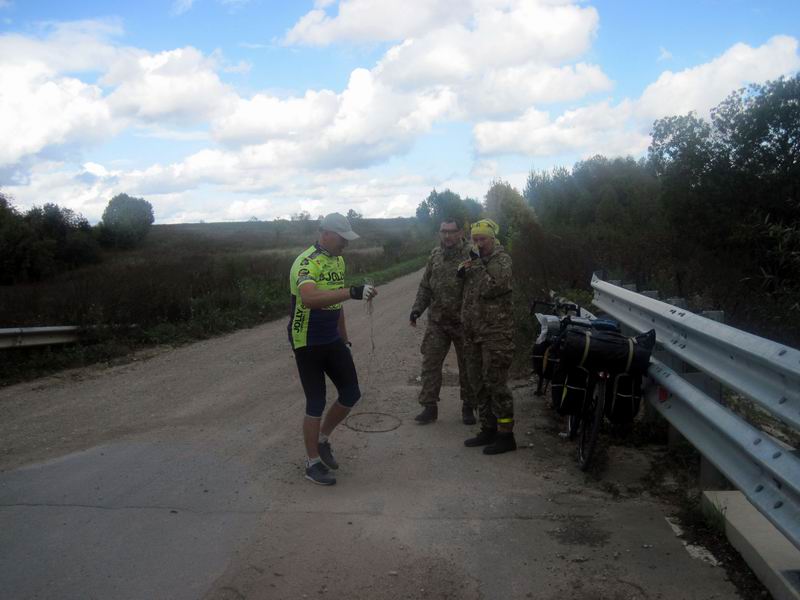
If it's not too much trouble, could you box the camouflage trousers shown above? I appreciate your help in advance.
[418,320,473,408]
[463,337,515,429]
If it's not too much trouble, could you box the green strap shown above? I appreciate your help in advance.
[579,331,592,368]
[624,338,634,373]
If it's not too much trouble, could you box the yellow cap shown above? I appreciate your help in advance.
[470,218,499,238]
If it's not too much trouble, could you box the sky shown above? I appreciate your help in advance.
[1,0,799,224]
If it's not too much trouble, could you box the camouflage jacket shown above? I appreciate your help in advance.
[412,239,470,325]
[460,244,514,341]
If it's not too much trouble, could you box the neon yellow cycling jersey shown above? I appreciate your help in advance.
[287,243,346,349]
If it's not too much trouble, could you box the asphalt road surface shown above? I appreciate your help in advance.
[0,269,741,599]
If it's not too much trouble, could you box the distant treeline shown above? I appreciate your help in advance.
[526,75,800,345]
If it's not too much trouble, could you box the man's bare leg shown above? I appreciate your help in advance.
[321,401,351,438]
[303,416,322,459]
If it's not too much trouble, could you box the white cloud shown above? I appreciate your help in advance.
[353,1,605,120]
[0,62,118,165]
[0,19,125,73]
[223,60,252,74]
[473,36,800,160]
[637,35,800,121]
[5,7,800,225]
[171,0,196,16]
[212,68,458,169]
[213,89,340,145]
[134,125,210,141]
[208,0,605,172]
[463,62,612,117]
[5,161,120,221]
[283,0,475,46]
[239,42,269,49]
[104,47,236,124]
[658,46,672,62]
[476,100,649,158]
[0,24,240,167]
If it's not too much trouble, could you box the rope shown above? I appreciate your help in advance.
[344,411,401,433]
[360,278,376,402]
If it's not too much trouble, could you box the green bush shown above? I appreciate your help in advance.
[99,193,154,249]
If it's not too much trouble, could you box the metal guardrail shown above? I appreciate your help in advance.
[0,327,80,349]
[590,274,800,553]
[592,275,800,429]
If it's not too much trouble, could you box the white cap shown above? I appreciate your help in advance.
[320,212,359,240]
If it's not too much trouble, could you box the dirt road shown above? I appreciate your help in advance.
[0,270,741,599]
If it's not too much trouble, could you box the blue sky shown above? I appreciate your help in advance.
[1,0,798,223]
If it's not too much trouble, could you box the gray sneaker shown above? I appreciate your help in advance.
[305,461,336,485]
[318,440,339,470]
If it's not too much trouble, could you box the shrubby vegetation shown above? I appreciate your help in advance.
[523,75,800,345]
[0,194,101,284]
[1,215,431,383]
[0,192,154,285]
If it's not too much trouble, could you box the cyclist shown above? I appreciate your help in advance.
[288,212,377,485]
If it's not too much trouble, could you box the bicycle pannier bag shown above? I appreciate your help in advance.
[552,366,591,416]
[604,372,642,424]
[532,340,550,378]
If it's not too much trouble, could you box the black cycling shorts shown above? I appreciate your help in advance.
[293,339,361,418]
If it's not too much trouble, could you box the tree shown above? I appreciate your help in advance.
[415,189,479,230]
[0,192,40,284]
[346,209,363,221]
[462,198,484,223]
[0,193,100,283]
[484,180,537,247]
[99,193,154,249]
[290,211,311,221]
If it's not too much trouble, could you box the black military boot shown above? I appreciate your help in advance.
[483,432,517,455]
[461,405,476,425]
[464,428,497,447]
[414,405,438,424]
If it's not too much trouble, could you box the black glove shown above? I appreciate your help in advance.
[457,260,468,278]
[410,310,420,324]
[469,248,480,260]
[350,285,365,299]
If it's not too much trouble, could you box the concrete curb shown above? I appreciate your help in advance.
[703,490,800,600]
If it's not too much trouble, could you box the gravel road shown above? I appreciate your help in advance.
[0,269,741,599]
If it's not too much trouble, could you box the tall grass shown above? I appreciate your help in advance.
[1,218,432,385]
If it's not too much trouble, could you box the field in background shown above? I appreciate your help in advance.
[1,217,432,384]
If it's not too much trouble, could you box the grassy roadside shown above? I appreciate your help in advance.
[1,254,428,388]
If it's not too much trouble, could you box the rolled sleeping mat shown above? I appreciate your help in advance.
[556,328,656,374]
[534,313,561,345]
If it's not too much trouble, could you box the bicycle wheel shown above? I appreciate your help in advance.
[578,376,605,471]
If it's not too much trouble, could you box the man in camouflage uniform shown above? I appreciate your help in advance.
[409,218,476,425]
[460,218,516,454]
